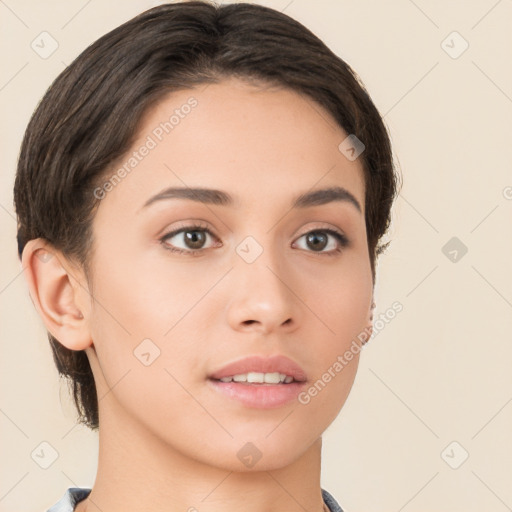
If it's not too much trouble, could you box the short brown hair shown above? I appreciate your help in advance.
[14,1,400,430]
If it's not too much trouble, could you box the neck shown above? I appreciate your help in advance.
[75,398,326,512]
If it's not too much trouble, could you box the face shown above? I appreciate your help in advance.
[83,77,373,471]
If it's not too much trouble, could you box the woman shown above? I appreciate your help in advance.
[14,1,400,511]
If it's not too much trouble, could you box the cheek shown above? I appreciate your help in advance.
[296,253,371,401]
[296,353,360,440]
[301,253,373,341]
[85,251,165,394]
[87,246,175,341]
[87,282,200,437]
[296,278,366,422]
[86,246,214,401]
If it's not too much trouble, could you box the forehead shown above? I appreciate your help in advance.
[95,77,366,217]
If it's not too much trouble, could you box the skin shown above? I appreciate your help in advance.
[23,77,374,512]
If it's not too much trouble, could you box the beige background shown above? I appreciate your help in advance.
[1,1,511,511]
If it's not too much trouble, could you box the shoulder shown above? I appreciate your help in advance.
[322,488,345,512]
[46,487,91,512]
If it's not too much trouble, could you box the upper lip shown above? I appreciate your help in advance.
[209,355,307,382]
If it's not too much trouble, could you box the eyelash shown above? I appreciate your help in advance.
[159,223,349,257]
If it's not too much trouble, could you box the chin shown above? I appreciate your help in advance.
[187,432,319,473]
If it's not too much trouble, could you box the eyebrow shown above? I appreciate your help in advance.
[140,185,362,213]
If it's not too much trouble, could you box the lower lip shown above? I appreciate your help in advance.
[207,379,306,409]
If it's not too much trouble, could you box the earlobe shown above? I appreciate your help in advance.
[21,238,92,351]
[362,299,376,345]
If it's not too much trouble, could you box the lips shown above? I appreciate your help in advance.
[208,355,307,382]
[207,355,308,409]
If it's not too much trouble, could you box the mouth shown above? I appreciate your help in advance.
[208,354,307,382]
[210,372,302,385]
[207,355,308,409]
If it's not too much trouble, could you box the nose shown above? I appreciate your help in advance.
[226,247,300,335]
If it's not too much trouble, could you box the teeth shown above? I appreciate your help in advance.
[263,372,281,384]
[218,372,294,384]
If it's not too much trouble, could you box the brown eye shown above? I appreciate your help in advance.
[305,232,328,251]
[181,230,207,250]
[293,229,348,255]
[160,224,217,255]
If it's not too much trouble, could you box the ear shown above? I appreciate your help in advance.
[21,238,93,351]
[361,298,376,346]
